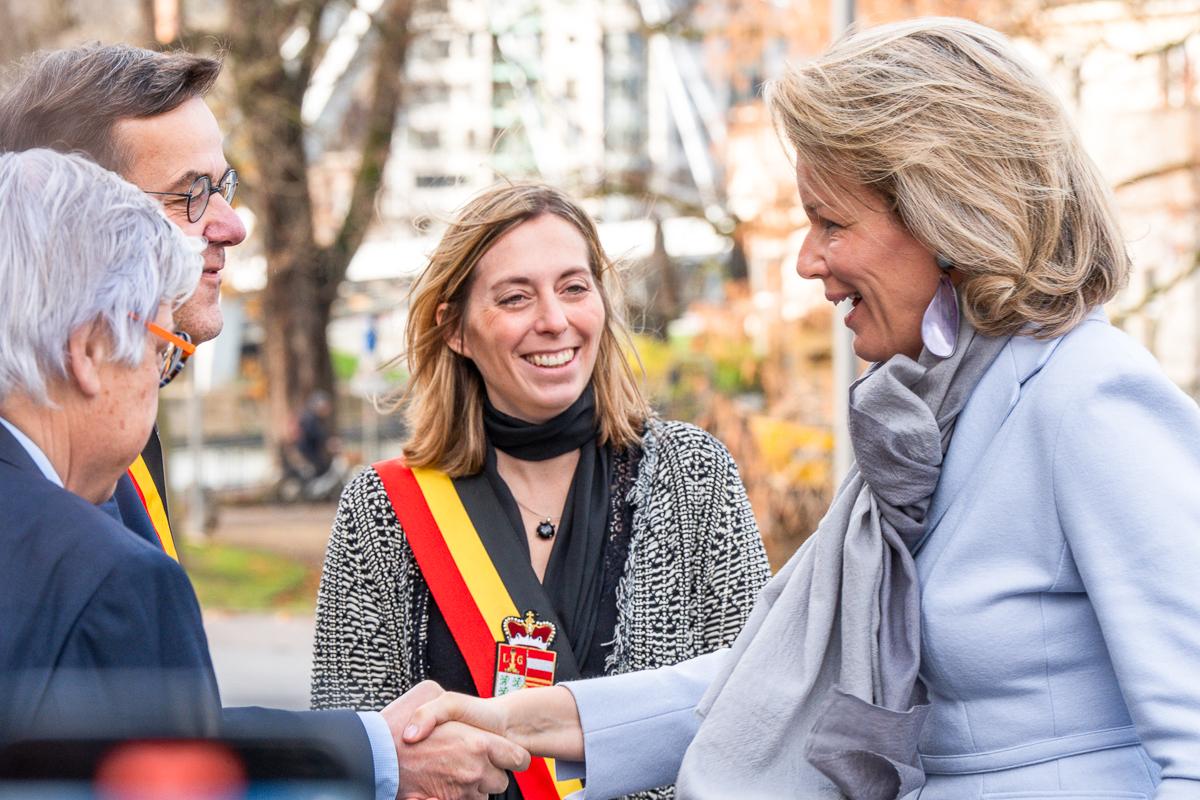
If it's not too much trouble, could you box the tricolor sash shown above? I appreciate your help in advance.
[373,459,583,800]
[126,453,178,561]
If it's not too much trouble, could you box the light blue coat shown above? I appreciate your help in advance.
[564,313,1200,800]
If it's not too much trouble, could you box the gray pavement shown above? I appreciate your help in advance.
[207,501,339,565]
[199,502,341,710]
[204,611,316,710]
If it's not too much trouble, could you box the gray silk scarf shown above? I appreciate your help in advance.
[675,313,1008,800]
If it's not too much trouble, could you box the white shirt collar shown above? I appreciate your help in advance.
[0,415,64,487]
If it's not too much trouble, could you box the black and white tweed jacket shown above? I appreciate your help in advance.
[310,419,771,796]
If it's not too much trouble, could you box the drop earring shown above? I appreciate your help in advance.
[920,254,959,358]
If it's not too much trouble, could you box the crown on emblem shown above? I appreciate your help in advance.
[501,610,556,650]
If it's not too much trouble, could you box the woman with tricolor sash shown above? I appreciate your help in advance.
[310,182,772,800]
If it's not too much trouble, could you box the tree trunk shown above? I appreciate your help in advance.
[262,261,336,442]
[223,0,412,456]
[226,0,327,449]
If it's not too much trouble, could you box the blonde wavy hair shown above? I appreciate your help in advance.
[765,17,1129,338]
[387,182,651,477]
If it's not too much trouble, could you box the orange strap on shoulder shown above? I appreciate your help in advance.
[373,459,580,800]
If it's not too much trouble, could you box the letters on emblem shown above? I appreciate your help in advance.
[493,610,558,696]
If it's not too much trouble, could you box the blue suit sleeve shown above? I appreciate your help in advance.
[561,648,728,798]
[221,706,377,791]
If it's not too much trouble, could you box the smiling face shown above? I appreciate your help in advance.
[794,163,941,362]
[450,213,606,423]
[114,97,247,344]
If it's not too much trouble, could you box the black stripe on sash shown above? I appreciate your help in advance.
[451,473,582,683]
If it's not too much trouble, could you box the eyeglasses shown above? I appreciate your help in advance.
[140,318,196,387]
[145,167,238,224]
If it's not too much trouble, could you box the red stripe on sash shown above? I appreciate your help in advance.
[375,460,498,692]
[373,459,570,800]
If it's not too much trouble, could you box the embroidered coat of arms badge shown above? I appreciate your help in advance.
[494,610,558,696]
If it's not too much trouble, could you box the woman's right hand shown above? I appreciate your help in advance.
[403,685,585,762]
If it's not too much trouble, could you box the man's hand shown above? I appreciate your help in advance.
[381,681,530,800]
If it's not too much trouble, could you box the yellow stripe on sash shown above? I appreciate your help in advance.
[128,455,178,562]
[412,467,516,637]
[410,467,582,797]
[546,760,582,796]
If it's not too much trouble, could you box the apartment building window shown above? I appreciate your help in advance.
[606,125,642,152]
[413,36,452,60]
[411,81,451,104]
[1163,39,1194,108]
[412,130,441,149]
[416,174,462,188]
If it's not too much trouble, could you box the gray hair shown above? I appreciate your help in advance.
[0,149,201,404]
[0,44,221,173]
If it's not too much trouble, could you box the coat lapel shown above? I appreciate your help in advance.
[917,332,1065,550]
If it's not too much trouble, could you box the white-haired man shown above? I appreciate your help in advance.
[0,149,214,739]
[0,147,523,800]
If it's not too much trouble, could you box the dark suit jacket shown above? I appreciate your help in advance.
[107,426,168,549]
[0,423,219,741]
[0,425,375,789]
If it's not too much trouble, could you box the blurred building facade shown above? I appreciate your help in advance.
[369,0,728,224]
[283,0,738,364]
[298,0,731,252]
[721,0,1200,400]
[1031,0,1200,396]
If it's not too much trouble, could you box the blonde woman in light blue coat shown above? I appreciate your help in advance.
[399,18,1200,800]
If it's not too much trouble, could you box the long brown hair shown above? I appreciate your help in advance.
[385,182,651,477]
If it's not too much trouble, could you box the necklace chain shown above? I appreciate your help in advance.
[511,494,560,539]
[512,495,560,522]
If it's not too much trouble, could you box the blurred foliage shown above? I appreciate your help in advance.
[696,394,835,570]
[749,415,832,488]
[630,289,838,570]
[634,332,761,415]
[332,349,359,383]
[182,541,317,613]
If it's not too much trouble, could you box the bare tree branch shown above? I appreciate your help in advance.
[274,0,306,33]
[322,0,413,303]
[1115,159,1200,191]
[1111,251,1200,327]
[296,0,330,91]
[584,172,743,239]
[1130,29,1200,59]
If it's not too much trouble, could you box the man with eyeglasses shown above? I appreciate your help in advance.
[0,45,244,561]
[0,45,527,800]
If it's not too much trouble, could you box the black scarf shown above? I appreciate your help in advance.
[482,386,612,674]
[482,386,597,460]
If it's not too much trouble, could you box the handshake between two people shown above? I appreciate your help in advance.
[379,680,585,800]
